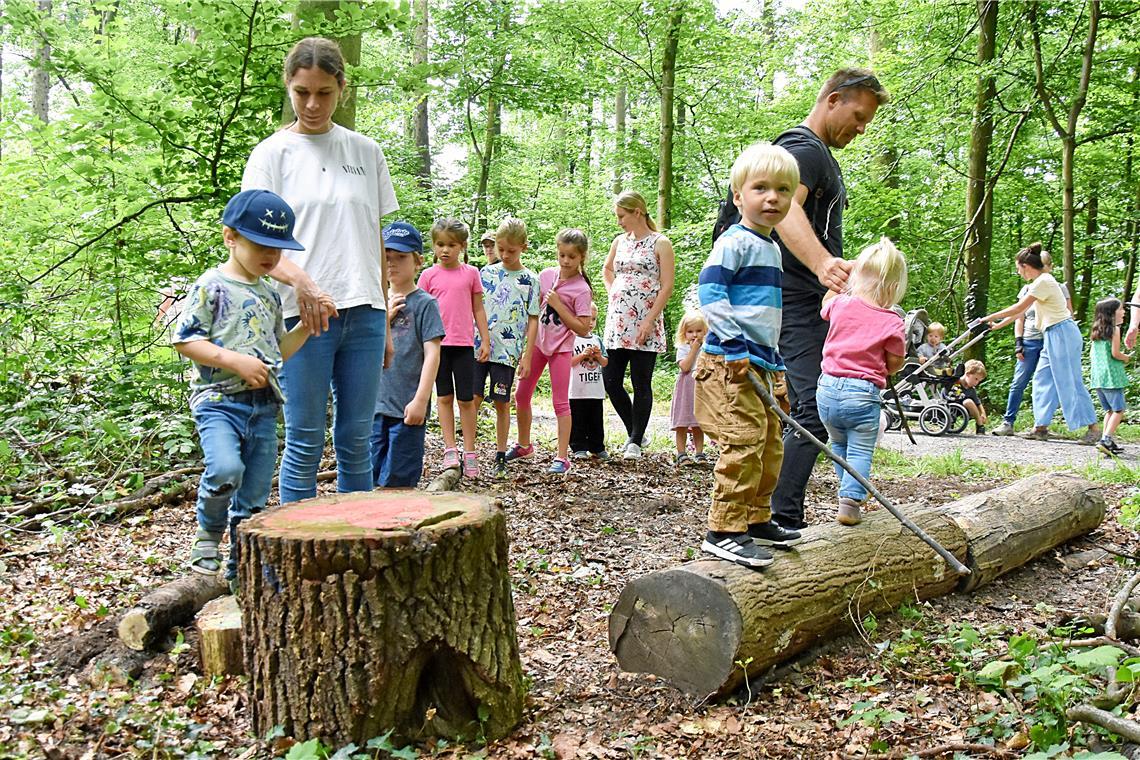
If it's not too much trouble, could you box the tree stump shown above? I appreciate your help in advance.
[196,595,243,676]
[609,474,1104,697]
[118,574,228,651]
[237,491,525,746]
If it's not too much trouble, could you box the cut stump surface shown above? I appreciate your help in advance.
[238,490,524,746]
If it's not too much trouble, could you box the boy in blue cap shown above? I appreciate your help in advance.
[370,222,445,487]
[173,189,322,590]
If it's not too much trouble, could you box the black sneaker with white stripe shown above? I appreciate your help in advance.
[748,521,804,548]
[701,531,774,568]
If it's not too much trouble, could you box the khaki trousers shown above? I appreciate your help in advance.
[693,354,784,533]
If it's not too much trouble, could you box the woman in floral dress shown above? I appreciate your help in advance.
[602,191,676,459]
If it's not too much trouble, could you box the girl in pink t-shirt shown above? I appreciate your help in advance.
[508,229,595,475]
[417,219,490,477]
[816,237,908,527]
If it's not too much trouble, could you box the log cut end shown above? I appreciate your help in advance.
[118,574,228,651]
[609,567,743,696]
[196,595,243,677]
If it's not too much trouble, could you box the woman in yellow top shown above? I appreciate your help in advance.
[980,242,1100,442]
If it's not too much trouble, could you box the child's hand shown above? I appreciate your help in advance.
[231,354,269,388]
[726,357,751,383]
[518,353,532,380]
[476,343,490,363]
[546,290,563,312]
[404,397,428,426]
[387,292,406,322]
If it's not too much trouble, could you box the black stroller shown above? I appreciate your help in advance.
[880,310,989,437]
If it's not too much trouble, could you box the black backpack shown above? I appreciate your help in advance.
[710,126,822,244]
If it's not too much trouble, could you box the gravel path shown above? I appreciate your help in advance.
[877,427,1137,467]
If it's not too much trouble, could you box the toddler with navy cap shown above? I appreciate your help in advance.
[172,189,326,591]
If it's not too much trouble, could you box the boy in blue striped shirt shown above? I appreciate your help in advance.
[695,142,803,569]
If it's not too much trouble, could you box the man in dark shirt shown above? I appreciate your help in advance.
[715,69,889,530]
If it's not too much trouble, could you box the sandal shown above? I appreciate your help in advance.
[189,529,223,575]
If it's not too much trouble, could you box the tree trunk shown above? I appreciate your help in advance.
[285,1,363,130]
[118,574,229,651]
[964,0,997,360]
[473,92,498,233]
[613,85,626,194]
[411,0,430,187]
[1061,135,1077,289]
[32,0,51,123]
[656,3,683,230]
[196,595,243,676]
[1075,191,1097,324]
[609,473,1103,696]
[239,491,525,745]
[1124,63,1139,304]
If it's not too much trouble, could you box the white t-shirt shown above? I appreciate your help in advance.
[242,124,400,319]
[570,334,607,400]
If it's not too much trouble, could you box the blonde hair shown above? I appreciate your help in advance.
[848,237,907,308]
[675,310,708,344]
[556,228,592,291]
[614,191,657,232]
[964,359,987,378]
[927,321,945,337]
[496,216,527,247]
[730,142,800,194]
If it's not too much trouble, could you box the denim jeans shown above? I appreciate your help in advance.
[816,373,881,502]
[370,414,427,488]
[1002,338,1043,425]
[280,305,386,503]
[192,389,280,580]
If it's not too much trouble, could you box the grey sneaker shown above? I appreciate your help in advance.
[1023,427,1050,441]
[837,497,862,526]
[991,421,1015,436]
[1079,427,1103,446]
[623,442,643,460]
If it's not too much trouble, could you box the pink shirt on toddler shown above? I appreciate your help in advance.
[820,294,905,389]
[417,263,483,346]
[536,268,593,356]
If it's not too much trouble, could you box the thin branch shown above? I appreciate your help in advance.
[1107,571,1140,641]
[1066,703,1140,743]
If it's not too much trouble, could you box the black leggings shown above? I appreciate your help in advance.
[603,348,657,446]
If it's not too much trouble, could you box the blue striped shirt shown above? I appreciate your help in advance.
[698,224,784,371]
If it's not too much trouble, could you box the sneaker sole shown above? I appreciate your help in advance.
[700,539,774,568]
[751,534,805,548]
[837,515,863,526]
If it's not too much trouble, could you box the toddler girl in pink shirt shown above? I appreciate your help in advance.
[816,238,908,526]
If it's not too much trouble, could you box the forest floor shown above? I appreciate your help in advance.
[1,414,1138,760]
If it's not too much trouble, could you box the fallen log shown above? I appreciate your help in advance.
[426,466,462,492]
[239,490,525,745]
[196,595,243,676]
[118,574,228,651]
[609,474,1103,696]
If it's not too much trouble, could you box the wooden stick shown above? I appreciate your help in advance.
[1107,571,1140,641]
[747,370,970,576]
[1067,703,1140,743]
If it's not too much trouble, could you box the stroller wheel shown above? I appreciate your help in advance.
[947,403,969,435]
[885,410,902,431]
[919,405,951,436]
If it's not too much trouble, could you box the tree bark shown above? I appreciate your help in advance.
[964,0,997,360]
[239,491,525,745]
[196,595,243,676]
[613,85,626,194]
[32,0,52,123]
[473,91,498,233]
[656,2,683,230]
[118,574,229,651]
[285,1,362,130]
[609,474,1103,696]
[411,0,431,187]
[1075,191,1097,324]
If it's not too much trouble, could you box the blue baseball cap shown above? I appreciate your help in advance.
[222,189,304,251]
[383,221,423,253]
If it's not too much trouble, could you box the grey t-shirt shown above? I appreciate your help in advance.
[1022,281,1071,341]
[375,288,445,420]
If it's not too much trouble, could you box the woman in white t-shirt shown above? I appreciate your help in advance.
[242,37,400,503]
[980,242,1099,443]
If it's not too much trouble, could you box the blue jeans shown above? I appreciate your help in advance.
[371,414,427,487]
[192,389,280,580]
[280,305,386,503]
[1002,338,1043,425]
[816,374,881,502]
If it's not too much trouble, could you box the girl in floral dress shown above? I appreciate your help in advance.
[602,191,676,459]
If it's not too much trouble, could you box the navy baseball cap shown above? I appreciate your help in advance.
[222,189,304,251]
[383,221,423,253]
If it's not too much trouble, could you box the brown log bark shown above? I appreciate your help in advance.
[426,466,462,492]
[954,472,1104,592]
[239,490,524,745]
[118,574,229,651]
[196,595,243,676]
[609,474,1102,696]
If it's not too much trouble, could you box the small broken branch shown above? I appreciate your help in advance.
[1066,703,1140,744]
[1107,571,1140,641]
